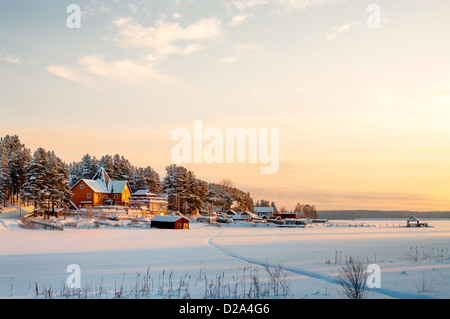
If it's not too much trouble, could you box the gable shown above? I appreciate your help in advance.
[108,181,130,194]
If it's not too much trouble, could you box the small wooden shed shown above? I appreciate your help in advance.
[406,215,428,227]
[150,215,190,229]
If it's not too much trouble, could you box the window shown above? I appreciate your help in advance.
[114,194,118,199]
[87,193,91,199]
[80,184,84,189]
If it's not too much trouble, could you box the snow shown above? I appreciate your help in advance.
[0,207,449,299]
[150,215,188,222]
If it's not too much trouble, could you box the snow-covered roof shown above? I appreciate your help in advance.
[254,207,274,213]
[75,167,129,194]
[132,190,156,196]
[151,215,189,222]
[108,181,128,194]
[92,167,111,188]
[83,179,108,193]
[240,211,258,217]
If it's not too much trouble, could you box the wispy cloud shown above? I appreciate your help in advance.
[46,65,100,90]
[229,13,254,26]
[78,55,180,86]
[81,0,111,19]
[230,0,348,13]
[324,21,361,40]
[219,42,265,63]
[0,53,34,65]
[220,55,238,63]
[111,16,221,61]
[47,55,181,90]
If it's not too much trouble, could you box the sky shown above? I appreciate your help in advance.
[1,0,450,211]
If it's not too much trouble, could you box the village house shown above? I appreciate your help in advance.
[254,201,279,218]
[70,167,131,209]
[254,207,274,218]
[130,189,168,215]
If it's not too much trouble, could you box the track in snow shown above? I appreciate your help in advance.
[207,230,435,299]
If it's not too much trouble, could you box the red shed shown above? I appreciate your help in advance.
[150,215,190,229]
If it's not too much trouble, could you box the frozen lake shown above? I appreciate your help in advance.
[1,210,449,299]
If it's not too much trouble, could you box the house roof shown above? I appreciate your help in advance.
[240,211,258,217]
[254,207,274,213]
[72,166,129,194]
[132,189,156,196]
[151,215,189,222]
[108,181,128,194]
[83,179,108,193]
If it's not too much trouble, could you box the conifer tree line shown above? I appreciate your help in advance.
[0,135,255,214]
[68,153,163,194]
[0,135,72,212]
[162,165,254,214]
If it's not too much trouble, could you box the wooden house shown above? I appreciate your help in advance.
[150,215,190,229]
[70,167,131,209]
[254,207,274,218]
[130,189,168,215]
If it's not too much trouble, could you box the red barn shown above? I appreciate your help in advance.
[150,215,190,229]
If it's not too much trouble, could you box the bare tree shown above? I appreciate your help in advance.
[335,256,369,299]
[219,178,233,188]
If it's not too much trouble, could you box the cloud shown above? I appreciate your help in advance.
[46,65,100,89]
[128,3,138,16]
[47,55,181,89]
[220,55,238,63]
[81,1,111,19]
[111,16,221,60]
[230,0,348,13]
[324,21,361,40]
[0,53,34,65]
[172,12,183,19]
[79,55,179,86]
[219,42,264,63]
[229,13,253,26]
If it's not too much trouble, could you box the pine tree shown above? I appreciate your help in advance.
[46,151,71,213]
[99,155,115,177]
[22,148,50,211]
[68,161,82,187]
[79,154,99,179]
[163,164,189,213]
[0,135,31,204]
[130,166,162,193]
[0,147,9,207]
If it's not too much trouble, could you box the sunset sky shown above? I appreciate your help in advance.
[1,0,450,211]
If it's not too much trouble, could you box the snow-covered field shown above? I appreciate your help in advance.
[1,207,449,299]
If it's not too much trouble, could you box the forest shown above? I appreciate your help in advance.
[0,134,255,214]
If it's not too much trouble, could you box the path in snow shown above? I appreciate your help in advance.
[0,208,25,231]
[207,230,436,299]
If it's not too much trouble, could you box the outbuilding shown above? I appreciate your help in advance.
[406,215,428,227]
[150,215,190,229]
